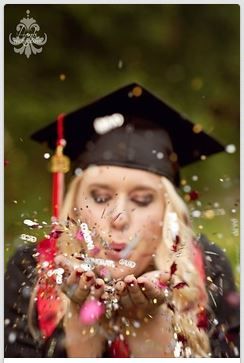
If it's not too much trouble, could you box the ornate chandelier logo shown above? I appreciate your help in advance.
[9,9,47,58]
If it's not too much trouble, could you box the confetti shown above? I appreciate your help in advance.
[171,235,181,252]
[156,152,164,159]
[191,210,201,218]
[85,257,115,268]
[79,299,105,325]
[52,268,65,285]
[174,341,183,357]
[168,212,179,240]
[225,144,236,154]
[170,262,177,276]
[90,246,101,256]
[183,185,191,193]
[189,190,199,200]
[80,223,95,250]
[8,332,17,343]
[19,234,37,243]
[118,59,123,69]
[4,319,10,326]
[75,229,83,241]
[99,267,110,278]
[119,258,136,268]
[44,153,50,159]
[23,219,39,228]
[59,73,66,81]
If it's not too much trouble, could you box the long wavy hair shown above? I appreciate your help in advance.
[28,172,210,357]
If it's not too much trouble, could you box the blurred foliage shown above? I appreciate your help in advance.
[4,5,240,286]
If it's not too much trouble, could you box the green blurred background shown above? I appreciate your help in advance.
[4,4,240,286]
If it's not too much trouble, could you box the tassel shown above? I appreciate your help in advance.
[37,113,70,338]
[50,113,70,218]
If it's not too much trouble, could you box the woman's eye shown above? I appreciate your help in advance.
[91,191,111,204]
[131,195,154,206]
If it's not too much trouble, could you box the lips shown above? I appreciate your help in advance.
[110,242,127,252]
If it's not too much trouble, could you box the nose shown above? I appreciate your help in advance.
[109,198,130,231]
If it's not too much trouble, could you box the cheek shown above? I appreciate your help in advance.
[137,208,163,242]
[79,201,107,233]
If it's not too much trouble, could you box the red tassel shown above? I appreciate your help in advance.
[37,113,69,338]
[52,172,64,218]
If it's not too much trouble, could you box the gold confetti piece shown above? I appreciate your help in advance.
[169,152,178,162]
[204,209,215,219]
[132,86,142,97]
[193,123,203,133]
[184,194,191,202]
[59,74,66,81]
[90,326,95,334]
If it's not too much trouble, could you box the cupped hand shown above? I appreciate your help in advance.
[54,255,105,306]
[115,271,171,320]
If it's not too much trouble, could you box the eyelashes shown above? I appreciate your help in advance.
[90,190,154,207]
[132,195,154,206]
[91,191,110,204]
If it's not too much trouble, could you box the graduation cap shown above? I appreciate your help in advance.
[31,82,224,217]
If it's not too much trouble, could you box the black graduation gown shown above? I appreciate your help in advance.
[4,235,240,358]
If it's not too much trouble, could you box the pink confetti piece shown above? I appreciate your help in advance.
[76,230,84,241]
[99,267,110,277]
[156,279,168,289]
[79,299,105,325]
[90,246,100,256]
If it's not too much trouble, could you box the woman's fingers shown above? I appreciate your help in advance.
[91,278,105,300]
[62,270,95,304]
[137,277,166,305]
[125,276,148,307]
[66,270,78,285]
[116,280,134,311]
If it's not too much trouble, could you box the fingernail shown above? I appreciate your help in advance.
[86,275,93,281]
[95,283,102,289]
[138,282,144,287]
[76,271,83,277]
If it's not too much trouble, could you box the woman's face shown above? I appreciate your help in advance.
[75,165,165,280]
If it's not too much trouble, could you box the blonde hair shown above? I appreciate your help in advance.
[28,172,210,357]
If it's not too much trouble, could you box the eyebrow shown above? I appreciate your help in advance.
[89,183,114,190]
[88,183,157,193]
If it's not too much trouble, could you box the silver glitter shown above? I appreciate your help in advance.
[8,332,17,343]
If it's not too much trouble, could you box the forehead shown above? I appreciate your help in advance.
[81,165,163,190]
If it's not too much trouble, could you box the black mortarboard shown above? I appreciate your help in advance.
[31,82,224,186]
